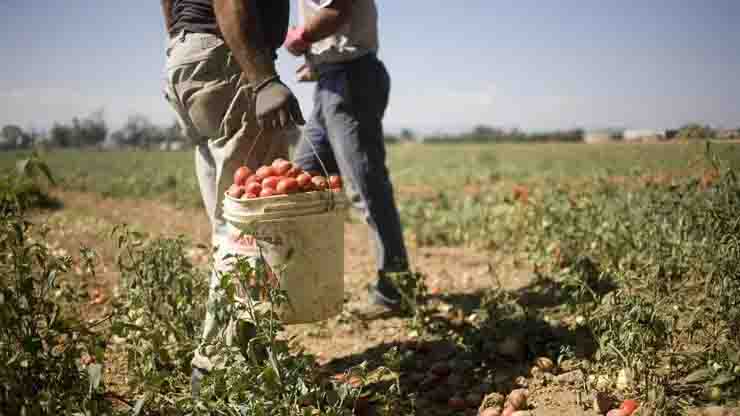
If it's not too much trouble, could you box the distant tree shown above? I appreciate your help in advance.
[678,123,715,140]
[110,114,163,149]
[73,110,108,147]
[165,121,186,148]
[472,125,498,137]
[48,110,108,148]
[49,123,74,148]
[1,125,32,149]
[400,128,416,142]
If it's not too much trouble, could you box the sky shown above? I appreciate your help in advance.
[0,0,738,135]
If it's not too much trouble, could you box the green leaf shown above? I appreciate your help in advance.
[708,373,736,387]
[6,351,21,366]
[36,161,56,185]
[132,397,146,416]
[87,363,102,393]
[683,368,713,384]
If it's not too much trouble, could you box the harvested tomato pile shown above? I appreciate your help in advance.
[227,158,342,199]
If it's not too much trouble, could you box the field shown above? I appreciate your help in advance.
[3,141,740,208]
[2,140,740,415]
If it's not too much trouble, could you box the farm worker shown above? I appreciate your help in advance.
[160,0,304,399]
[284,0,410,310]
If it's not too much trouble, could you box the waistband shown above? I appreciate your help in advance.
[167,30,278,61]
[168,30,223,49]
[312,52,379,76]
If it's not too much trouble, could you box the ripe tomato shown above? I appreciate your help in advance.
[256,166,277,180]
[259,188,276,198]
[233,166,252,186]
[245,174,260,184]
[271,158,288,168]
[329,175,342,189]
[273,160,292,176]
[228,184,245,198]
[296,173,312,189]
[243,192,258,200]
[501,406,516,416]
[80,354,96,365]
[620,399,639,414]
[286,166,303,178]
[245,182,262,195]
[261,176,282,190]
[311,176,328,190]
[277,177,299,194]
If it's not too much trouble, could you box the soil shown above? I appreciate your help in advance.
[29,190,676,415]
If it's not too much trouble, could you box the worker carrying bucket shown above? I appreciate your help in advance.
[160,0,409,401]
[160,0,307,400]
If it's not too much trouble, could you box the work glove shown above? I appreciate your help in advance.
[254,76,305,129]
[284,26,311,56]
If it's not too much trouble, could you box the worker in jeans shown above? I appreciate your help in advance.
[284,0,409,309]
[160,0,304,399]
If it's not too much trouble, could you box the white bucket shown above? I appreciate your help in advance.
[221,190,348,325]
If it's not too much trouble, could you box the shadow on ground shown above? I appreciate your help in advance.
[320,273,608,415]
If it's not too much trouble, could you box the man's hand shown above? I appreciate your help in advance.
[284,26,311,56]
[254,77,305,128]
[296,63,318,83]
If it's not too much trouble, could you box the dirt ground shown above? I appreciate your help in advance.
[29,190,689,415]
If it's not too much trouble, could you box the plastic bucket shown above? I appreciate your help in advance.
[221,190,348,325]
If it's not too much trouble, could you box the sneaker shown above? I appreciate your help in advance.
[367,273,403,310]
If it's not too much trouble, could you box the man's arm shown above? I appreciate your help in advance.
[284,0,352,56]
[213,0,278,87]
[213,0,305,128]
[160,0,174,33]
[303,0,353,43]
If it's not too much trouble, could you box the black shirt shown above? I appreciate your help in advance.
[169,0,289,51]
[170,0,219,37]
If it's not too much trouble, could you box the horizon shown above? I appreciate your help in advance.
[1,1,739,135]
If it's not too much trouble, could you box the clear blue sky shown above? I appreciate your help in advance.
[1,0,738,134]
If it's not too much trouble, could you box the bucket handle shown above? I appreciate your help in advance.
[247,126,338,211]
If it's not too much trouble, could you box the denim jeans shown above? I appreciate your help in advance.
[293,53,408,274]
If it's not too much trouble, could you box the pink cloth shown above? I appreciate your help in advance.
[284,26,311,56]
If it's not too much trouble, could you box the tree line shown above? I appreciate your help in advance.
[2,113,737,151]
[385,125,585,144]
[0,110,186,151]
[385,123,740,144]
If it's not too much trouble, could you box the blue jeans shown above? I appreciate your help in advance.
[294,54,408,274]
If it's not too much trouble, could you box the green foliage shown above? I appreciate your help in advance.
[1,152,59,213]
[678,123,715,141]
[48,110,108,148]
[385,271,430,330]
[2,142,739,212]
[422,125,583,143]
[525,154,740,410]
[400,191,528,250]
[1,175,59,213]
[16,150,56,186]
[3,142,740,414]
[110,225,208,409]
[108,227,400,415]
[0,194,112,414]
